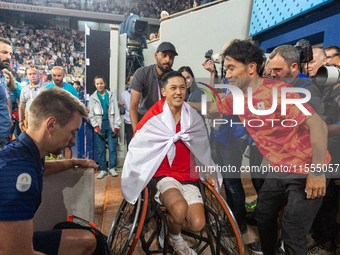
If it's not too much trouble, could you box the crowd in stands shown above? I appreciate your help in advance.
[0,22,85,83]
[2,0,201,18]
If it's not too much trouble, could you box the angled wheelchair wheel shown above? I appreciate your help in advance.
[202,181,244,255]
[107,186,149,255]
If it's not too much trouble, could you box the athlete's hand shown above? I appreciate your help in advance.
[205,174,217,188]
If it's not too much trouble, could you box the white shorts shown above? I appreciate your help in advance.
[154,177,203,205]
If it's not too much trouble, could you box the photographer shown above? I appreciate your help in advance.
[267,44,322,115]
[130,42,178,132]
[202,40,248,231]
[307,48,327,78]
[308,53,340,255]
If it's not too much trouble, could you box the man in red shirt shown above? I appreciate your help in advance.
[199,40,330,255]
[122,71,216,255]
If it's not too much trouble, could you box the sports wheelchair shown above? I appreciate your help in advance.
[107,180,244,255]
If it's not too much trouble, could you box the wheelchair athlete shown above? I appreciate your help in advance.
[122,71,217,255]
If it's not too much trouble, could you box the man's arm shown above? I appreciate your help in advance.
[189,101,219,115]
[130,89,141,132]
[19,102,26,131]
[304,113,328,199]
[0,220,44,255]
[202,59,217,88]
[7,97,12,117]
[44,159,98,176]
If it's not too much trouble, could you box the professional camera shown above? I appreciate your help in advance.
[205,49,222,64]
[312,66,340,86]
[294,39,313,63]
[120,14,148,75]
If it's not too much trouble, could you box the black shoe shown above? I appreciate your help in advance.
[245,211,257,226]
[248,241,263,254]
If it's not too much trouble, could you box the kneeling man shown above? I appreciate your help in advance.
[122,71,217,255]
[0,88,98,255]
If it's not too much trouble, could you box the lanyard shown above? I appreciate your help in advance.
[156,77,163,101]
[29,84,40,100]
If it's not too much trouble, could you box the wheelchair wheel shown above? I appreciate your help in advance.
[107,186,149,255]
[202,181,244,255]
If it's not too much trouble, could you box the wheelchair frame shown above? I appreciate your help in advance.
[107,180,244,255]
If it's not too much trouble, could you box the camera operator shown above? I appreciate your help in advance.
[307,53,340,255]
[307,48,327,78]
[130,42,178,132]
[267,44,322,115]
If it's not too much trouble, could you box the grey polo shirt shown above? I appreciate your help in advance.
[130,64,172,116]
[20,81,47,117]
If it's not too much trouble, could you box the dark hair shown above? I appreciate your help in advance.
[0,37,12,46]
[161,71,185,88]
[2,69,16,90]
[178,66,195,78]
[74,81,81,86]
[330,52,340,59]
[222,40,265,74]
[126,74,133,84]
[325,46,340,53]
[94,75,107,85]
[269,45,300,66]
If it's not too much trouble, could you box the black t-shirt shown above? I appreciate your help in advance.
[130,64,170,116]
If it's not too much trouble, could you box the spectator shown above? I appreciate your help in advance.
[178,66,205,120]
[19,68,47,131]
[0,88,98,255]
[120,75,133,150]
[0,38,13,148]
[3,69,21,139]
[149,33,156,41]
[45,66,79,159]
[130,42,178,131]
[158,10,169,37]
[89,75,121,179]
[202,41,249,232]
[74,80,85,100]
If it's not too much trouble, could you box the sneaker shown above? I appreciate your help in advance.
[97,170,108,179]
[307,237,317,250]
[171,235,197,255]
[248,241,263,254]
[158,223,164,248]
[276,247,285,255]
[308,245,336,255]
[245,199,257,210]
[108,168,118,177]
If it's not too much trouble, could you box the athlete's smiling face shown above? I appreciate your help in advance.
[161,76,186,109]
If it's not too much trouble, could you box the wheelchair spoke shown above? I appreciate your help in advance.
[202,181,244,255]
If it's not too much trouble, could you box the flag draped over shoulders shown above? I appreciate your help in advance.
[121,98,218,204]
